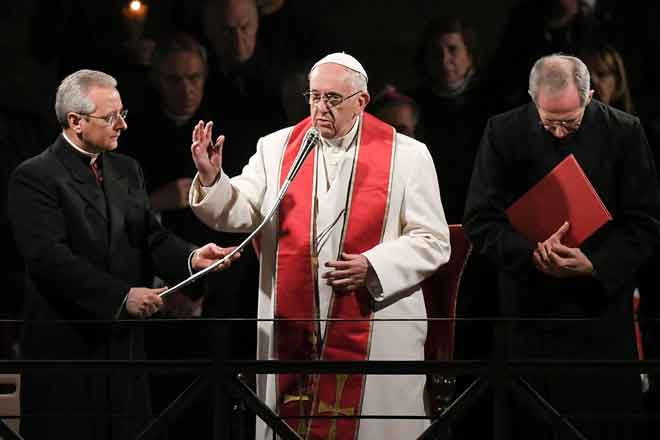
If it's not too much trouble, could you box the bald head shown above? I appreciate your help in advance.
[203,0,259,68]
[530,55,594,139]
[529,54,591,106]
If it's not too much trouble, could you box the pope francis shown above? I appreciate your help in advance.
[189,52,450,440]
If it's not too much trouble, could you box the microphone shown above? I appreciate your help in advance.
[159,126,321,299]
[287,127,320,183]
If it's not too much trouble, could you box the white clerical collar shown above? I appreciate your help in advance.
[163,108,193,127]
[321,116,360,151]
[434,68,476,97]
[62,131,100,164]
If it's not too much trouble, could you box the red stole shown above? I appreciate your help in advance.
[275,114,395,439]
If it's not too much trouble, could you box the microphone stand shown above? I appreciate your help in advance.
[159,128,320,298]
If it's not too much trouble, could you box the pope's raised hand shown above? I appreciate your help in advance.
[191,120,224,186]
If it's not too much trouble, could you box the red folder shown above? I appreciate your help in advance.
[505,154,612,247]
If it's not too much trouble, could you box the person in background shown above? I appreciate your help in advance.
[409,24,498,431]
[369,84,420,139]
[123,32,261,438]
[410,15,491,224]
[8,69,237,440]
[200,0,286,156]
[580,43,634,113]
[126,32,218,248]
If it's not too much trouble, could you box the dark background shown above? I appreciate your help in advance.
[0,0,520,106]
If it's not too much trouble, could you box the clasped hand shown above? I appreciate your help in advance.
[532,221,594,278]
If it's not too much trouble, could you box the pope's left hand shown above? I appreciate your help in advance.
[323,252,369,292]
[192,243,240,272]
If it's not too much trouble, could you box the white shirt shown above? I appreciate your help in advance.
[318,118,360,188]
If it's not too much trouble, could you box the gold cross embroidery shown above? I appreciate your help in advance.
[283,375,313,436]
[318,374,355,440]
[283,393,310,405]
[283,393,310,435]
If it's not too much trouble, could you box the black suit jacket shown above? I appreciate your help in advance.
[463,100,660,437]
[465,100,660,326]
[8,134,195,439]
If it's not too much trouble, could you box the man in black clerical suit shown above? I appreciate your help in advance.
[464,54,660,439]
[8,69,236,440]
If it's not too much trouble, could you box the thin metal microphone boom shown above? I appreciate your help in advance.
[159,127,320,298]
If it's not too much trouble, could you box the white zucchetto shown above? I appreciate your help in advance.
[310,52,368,81]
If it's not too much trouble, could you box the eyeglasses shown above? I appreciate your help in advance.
[539,117,582,134]
[81,109,128,126]
[303,90,362,109]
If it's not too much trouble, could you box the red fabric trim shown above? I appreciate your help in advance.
[275,114,395,439]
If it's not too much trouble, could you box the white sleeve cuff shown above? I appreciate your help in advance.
[364,259,384,301]
[187,249,197,276]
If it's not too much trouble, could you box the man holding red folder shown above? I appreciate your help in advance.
[464,54,660,438]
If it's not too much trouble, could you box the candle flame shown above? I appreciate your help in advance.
[129,0,142,12]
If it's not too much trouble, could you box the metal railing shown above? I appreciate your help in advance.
[1,317,658,440]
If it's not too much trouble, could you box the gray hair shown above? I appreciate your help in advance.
[55,70,117,128]
[347,68,368,92]
[528,54,591,106]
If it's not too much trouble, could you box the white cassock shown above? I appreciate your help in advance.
[190,116,450,439]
